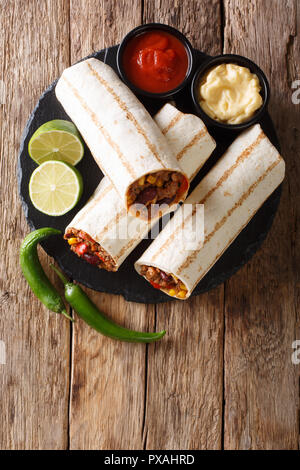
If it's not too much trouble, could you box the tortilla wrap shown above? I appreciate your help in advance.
[65,104,216,271]
[55,58,189,219]
[135,124,285,299]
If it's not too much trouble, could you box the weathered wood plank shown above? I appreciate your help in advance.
[142,0,225,450]
[68,0,152,450]
[143,0,222,56]
[223,0,300,450]
[144,289,224,449]
[0,0,70,449]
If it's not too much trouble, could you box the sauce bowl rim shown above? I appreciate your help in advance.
[117,23,194,99]
[191,53,270,131]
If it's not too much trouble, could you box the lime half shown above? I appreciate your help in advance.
[29,161,83,216]
[28,120,84,165]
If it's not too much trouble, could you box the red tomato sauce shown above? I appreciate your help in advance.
[122,30,189,93]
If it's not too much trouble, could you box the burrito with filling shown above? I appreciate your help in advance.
[135,124,285,299]
[64,104,216,271]
[56,58,189,220]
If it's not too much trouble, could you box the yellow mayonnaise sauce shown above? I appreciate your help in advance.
[199,63,263,124]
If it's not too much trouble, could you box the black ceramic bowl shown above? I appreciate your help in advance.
[117,23,194,99]
[191,54,270,131]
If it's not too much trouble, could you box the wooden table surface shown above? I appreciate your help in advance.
[0,0,299,450]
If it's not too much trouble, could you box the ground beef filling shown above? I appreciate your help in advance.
[127,171,187,217]
[140,265,188,299]
[64,229,117,272]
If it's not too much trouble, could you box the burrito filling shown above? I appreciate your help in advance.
[127,171,188,217]
[140,265,187,299]
[64,229,117,272]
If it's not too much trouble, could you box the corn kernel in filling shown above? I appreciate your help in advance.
[140,265,188,298]
[127,170,186,217]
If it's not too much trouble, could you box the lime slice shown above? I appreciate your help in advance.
[28,120,84,165]
[29,161,83,216]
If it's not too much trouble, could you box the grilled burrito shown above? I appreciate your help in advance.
[64,104,216,271]
[135,124,285,299]
[55,58,189,220]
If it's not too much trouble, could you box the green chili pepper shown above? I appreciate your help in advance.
[20,228,73,321]
[51,264,166,343]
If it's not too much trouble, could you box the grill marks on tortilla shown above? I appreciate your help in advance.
[68,182,114,227]
[200,132,265,205]
[62,76,136,178]
[115,228,151,261]
[150,132,265,262]
[86,62,167,169]
[177,154,282,275]
[161,111,184,135]
[95,207,127,241]
[176,128,207,161]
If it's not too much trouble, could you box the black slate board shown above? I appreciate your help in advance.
[18,46,281,303]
